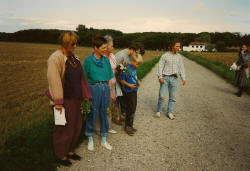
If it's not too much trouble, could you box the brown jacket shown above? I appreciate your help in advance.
[46,50,91,105]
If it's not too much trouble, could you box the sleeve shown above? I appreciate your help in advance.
[120,72,126,81]
[115,52,124,65]
[156,54,165,79]
[178,55,186,81]
[47,58,64,105]
[82,58,89,79]
[107,59,114,80]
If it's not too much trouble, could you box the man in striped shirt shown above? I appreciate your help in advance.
[155,40,186,119]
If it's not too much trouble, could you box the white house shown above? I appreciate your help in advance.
[183,42,206,52]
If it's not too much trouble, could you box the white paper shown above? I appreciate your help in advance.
[53,107,67,126]
[230,62,237,71]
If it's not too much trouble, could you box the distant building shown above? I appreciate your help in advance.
[183,42,206,52]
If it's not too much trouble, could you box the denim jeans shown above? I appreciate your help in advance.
[85,82,110,137]
[156,75,178,114]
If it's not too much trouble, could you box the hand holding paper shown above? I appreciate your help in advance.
[53,107,67,126]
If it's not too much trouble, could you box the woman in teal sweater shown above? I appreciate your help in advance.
[83,35,114,151]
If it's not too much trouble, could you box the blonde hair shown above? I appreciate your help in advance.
[131,53,143,64]
[58,31,79,48]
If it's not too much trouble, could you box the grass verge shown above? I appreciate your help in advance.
[180,51,250,93]
[0,56,160,171]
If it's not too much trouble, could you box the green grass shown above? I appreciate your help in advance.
[180,51,250,93]
[137,57,160,80]
[0,56,160,171]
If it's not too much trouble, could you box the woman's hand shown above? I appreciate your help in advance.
[55,104,63,114]
[137,80,141,87]
[110,92,116,101]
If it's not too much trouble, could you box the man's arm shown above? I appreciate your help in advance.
[178,55,186,86]
[156,54,166,83]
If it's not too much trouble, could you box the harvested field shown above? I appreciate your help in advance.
[191,52,250,67]
[0,42,163,147]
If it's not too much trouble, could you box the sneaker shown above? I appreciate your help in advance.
[167,112,175,120]
[88,141,94,151]
[125,127,134,136]
[131,127,137,132]
[101,141,112,150]
[154,112,161,118]
[108,129,117,134]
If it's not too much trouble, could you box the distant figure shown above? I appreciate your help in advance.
[155,40,186,119]
[46,31,91,166]
[234,44,250,97]
[120,53,143,136]
[83,35,114,151]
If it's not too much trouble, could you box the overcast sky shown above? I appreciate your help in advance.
[0,0,250,33]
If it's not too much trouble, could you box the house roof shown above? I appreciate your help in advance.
[189,42,205,45]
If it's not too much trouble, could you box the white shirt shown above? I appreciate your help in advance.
[156,51,186,80]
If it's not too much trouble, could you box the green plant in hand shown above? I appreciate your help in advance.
[81,99,92,120]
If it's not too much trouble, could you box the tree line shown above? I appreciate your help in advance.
[0,24,250,51]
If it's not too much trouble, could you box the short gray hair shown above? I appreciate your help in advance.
[104,35,113,45]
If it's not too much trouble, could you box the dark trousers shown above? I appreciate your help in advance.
[124,91,137,127]
[53,99,82,159]
[118,90,127,114]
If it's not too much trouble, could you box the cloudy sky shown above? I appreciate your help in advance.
[0,0,250,33]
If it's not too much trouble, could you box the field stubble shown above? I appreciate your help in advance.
[191,52,250,67]
[0,42,163,147]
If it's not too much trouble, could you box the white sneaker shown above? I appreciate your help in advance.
[154,112,161,118]
[101,141,112,150]
[88,141,94,151]
[167,113,175,120]
[108,129,117,134]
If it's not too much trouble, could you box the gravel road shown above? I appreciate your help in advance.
[58,57,250,171]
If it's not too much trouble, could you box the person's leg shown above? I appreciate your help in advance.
[130,92,137,130]
[99,83,110,138]
[99,83,112,150]
[236,87,244,97]
[156,76,169,113]
[85,84,101,137]
[69,99,82,153]
[53,99,76,159]
[124,92,134,135]
[167,77,178,114]
[124,92,132,128]
[120,90,127,114]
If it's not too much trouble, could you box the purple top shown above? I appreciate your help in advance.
[63,56,82,99]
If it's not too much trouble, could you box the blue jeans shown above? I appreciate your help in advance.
[85,83,110,137]
[156,75,178,114]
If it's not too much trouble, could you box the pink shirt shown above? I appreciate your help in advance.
[107,53,117,84]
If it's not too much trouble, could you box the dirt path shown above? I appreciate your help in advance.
[59,57,250,171]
